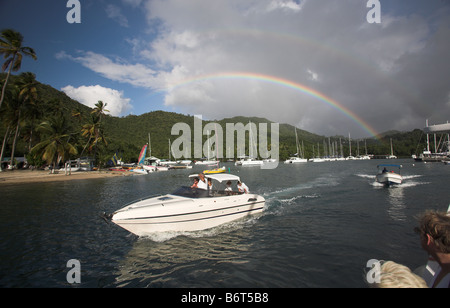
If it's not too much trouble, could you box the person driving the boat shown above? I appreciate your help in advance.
[237,181,249,194]
[190,177,199,189]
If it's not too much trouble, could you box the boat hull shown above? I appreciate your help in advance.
[111,193,265,236]
[284,158,308,164]
[235,160,264,166]
[376,172,403,186]
[204,166,226,174]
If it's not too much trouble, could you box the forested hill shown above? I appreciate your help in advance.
[1,73,427,165]
[103,111,427,161]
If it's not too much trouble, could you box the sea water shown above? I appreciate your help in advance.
[0,159,448,288]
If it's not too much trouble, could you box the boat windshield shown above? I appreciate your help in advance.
[171,186,211,198]
[172,186,243,198]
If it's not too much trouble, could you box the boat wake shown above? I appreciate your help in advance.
[355,173,376,180]
[139,215,262,243]
[355,173,429,188]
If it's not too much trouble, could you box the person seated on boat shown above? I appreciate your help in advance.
[382,167,388,173]
[237,181,249,194]
[225,181,233,195]
[197,173,208,190]
[414,210,450,288]
[208,178,213,190]
[191,177,199,189]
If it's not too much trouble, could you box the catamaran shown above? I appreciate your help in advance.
[415,120,450,163]
[106,173,265,236]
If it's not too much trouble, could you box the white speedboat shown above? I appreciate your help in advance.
[376,164,403,186]
[235,157,264,166]
[107,173,265,236]
[284,157,308,164]
[195,160,220,165]
[309,157,326,162]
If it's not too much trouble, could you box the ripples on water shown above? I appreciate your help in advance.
[0,160,448,287]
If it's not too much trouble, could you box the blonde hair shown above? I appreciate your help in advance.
[374,261,428,288]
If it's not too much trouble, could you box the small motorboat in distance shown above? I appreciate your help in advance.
[203,166,226,174]
[376,164,403,186]
[107,173,265,236]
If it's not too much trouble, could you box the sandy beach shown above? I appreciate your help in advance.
[0,169,134,186]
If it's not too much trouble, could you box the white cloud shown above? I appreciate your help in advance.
[61,85,132,117]
[106,4,129,27]
[139,0,449,136]
[122,0,142,8]
[307,69,319,82]
[59,0,450,137]
[266,0,303,12]
[57,50,160,89]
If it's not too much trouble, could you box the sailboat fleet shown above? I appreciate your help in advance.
[288,132,374,163]
[109,128,386,175]
[111,120,450,175]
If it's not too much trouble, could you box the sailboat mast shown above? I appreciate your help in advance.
[348,133,352,156]
[390,138,394,156]
[207,130,210,160]
[169,139,171,161]
[148,133,151,157]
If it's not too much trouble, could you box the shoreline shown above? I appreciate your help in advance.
[0,169,135,186]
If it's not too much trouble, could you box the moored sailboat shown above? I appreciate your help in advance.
[285,127,307,164]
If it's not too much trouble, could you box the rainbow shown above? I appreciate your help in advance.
[164,72,380,139]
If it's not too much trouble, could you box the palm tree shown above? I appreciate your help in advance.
[80,101,109,164]
[91,100,109,120]
[71,106,83,123]
[31,117,78,173]
[80,113,108,159]
[16,72,40,151]
[0,29,37,110]
[0,73,40,170]
[8,88,24,169]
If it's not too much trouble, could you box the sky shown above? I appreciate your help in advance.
[1,0,449,139]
